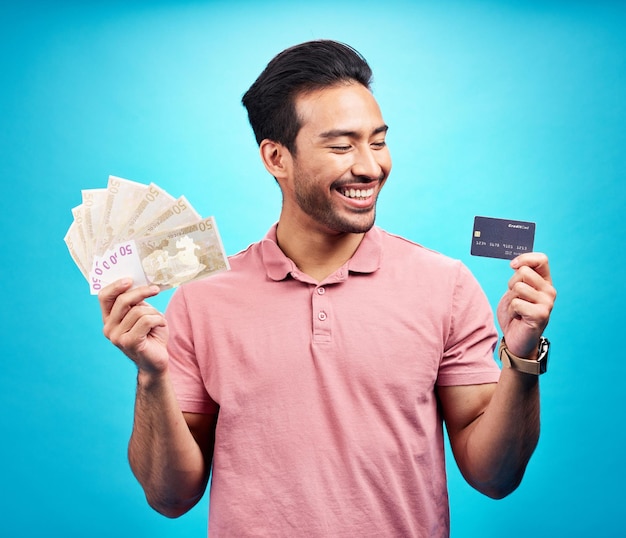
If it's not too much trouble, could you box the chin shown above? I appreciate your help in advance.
[333,214,377,234]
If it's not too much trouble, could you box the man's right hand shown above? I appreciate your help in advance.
[99,279,170,375]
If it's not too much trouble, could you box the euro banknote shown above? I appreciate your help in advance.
[64,175,229,294]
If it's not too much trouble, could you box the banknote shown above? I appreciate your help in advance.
[80,188,107,260]
[64,176,229,294]
[94,176,150,257]
[135,196,200,237]
[112,183,175,244]
[89,217,229,294]
[64,220,90,279]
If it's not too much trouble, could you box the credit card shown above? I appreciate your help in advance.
[471,216,535,260]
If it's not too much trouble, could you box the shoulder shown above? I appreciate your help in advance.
[372,227,486,301]
[376,227,463,273]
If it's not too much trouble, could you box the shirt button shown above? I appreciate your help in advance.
[317,287,326,295]
[318,311,327,321]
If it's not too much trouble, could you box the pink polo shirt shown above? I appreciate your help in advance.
[166,225,501,537]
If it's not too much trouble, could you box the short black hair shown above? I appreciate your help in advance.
[241,40,373,153]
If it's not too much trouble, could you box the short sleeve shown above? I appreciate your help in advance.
[436,262,501,386]
[165,287,219,414]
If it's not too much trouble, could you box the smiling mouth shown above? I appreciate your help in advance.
[340,187,375,200]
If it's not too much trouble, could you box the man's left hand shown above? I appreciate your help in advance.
[497,253,557,359]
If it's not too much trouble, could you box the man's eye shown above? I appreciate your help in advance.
[372,141,387,149]
[330,146,351,152]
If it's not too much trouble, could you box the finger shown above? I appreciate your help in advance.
[508,268,558,309]
[511,252,552,283]
[98,278,134,320]
[111,303,163,340]
[113,310,167,352]
[508,265,548,292]
[508,296,553,328]
[109,312,168,367]
[102,284,160,337]
[509,280,544,305]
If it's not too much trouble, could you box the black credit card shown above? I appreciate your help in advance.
[471,216,535,260]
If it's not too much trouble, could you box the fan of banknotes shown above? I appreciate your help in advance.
[64,175,230,295]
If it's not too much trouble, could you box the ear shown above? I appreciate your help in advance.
[259,139,292,182]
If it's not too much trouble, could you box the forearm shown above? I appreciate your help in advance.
[129,368,209,517]
[457,369,540,498]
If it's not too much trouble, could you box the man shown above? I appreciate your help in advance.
[100,40,556,536]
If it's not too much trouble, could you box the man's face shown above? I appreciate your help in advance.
[286,82,392,235]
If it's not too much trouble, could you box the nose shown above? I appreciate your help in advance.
[351,145,386,181]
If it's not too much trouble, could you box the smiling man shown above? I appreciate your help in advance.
[99,40,556,537]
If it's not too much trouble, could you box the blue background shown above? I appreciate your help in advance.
[1,1,624,536]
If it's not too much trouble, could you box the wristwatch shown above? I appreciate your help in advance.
[499,337,550,375]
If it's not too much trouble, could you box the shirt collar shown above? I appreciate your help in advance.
[261,223,382,282]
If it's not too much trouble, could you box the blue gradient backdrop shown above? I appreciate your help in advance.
[1,1,624,536]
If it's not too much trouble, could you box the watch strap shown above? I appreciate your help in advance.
[499,337,549,375]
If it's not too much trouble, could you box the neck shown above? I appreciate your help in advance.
[275,218,365,282]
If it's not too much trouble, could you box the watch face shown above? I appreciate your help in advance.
[538,337,549,374]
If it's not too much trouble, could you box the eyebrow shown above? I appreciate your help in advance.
[318,124,389,140]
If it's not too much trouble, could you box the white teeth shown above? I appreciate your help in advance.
[342,188,374,199]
